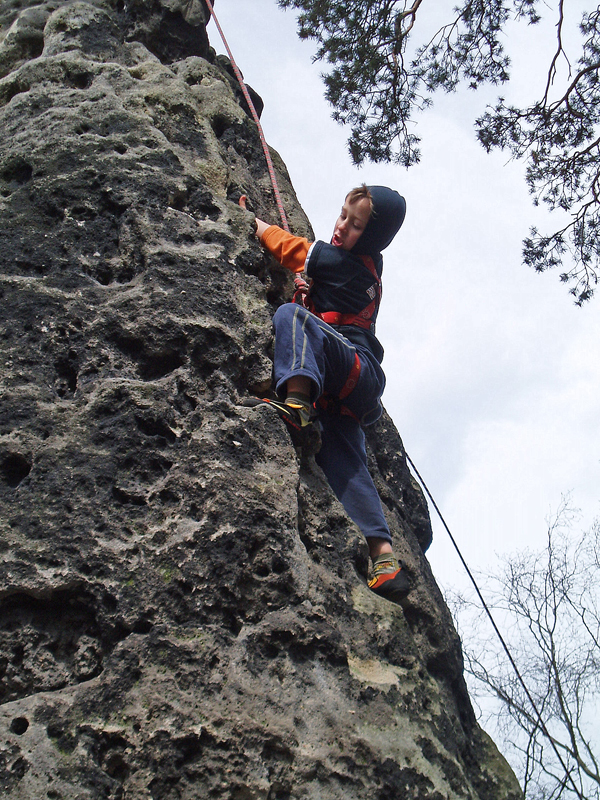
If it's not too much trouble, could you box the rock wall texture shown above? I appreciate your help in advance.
[0,1,523,798]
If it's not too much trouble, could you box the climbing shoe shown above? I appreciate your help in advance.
[243,396,321,455]
[242,397,314,431]
[368,555,410,603]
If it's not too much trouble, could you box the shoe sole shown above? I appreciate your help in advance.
[369,572,411,603]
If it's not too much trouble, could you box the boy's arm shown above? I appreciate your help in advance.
[239,195,311,275]
[260,226,311,274]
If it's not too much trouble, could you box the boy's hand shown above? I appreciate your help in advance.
[238,194,249,210]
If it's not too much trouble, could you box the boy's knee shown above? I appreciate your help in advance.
[273,302,313,330]
[272,302,296,327]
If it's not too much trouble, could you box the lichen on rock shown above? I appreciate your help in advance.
[0,1,523,798]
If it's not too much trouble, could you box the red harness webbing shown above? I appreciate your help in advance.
[339,352,361,399]
[317,351,362,422]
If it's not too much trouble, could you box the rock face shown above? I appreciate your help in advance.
[0,2,522,798]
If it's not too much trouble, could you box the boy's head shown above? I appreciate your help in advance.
[332,185,373,252]
[332,184,406,256]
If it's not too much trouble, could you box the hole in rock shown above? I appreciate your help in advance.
[135,416,177,443]
[54,354,78,395]
[1,158,33,185]
[138,351,185,381]
[3,82,30,104]
[112,486,147,506]
[10,717,29,735]
[1,453,32,487]
[210,114,229,139]
[0,589,128,703]
[66,71,93,90]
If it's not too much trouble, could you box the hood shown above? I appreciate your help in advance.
[351,186,406,257]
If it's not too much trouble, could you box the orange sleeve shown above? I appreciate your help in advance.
[260,226,312,275]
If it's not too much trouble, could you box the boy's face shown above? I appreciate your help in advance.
[332,197,371,251]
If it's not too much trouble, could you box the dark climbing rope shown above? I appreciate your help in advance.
[405,452,582,796]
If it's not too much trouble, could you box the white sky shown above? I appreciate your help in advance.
[207,0,600,594]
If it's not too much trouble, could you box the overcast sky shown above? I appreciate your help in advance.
[207,0,600,594]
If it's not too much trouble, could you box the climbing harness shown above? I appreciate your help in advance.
[339,352,361,398]
[308,255,380,417]
[305,254,381,334]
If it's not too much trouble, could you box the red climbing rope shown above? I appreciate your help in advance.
[204,0,290,233]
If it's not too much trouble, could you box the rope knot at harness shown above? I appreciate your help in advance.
[292,274,310,304]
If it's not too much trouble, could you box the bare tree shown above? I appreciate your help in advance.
[450,499,600,799]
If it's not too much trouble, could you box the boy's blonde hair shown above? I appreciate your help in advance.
[346,184,374,215]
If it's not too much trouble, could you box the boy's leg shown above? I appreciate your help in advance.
[246,304,357,430]
[316,410,391,542]
[248,303,410,600]
[316,412,410,601]
[272,303,357,401]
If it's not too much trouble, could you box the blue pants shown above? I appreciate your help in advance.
[272,303,392,544]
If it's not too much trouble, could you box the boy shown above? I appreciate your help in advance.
[239,185,408,603]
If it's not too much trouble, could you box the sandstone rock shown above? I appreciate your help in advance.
[0,2,523,797]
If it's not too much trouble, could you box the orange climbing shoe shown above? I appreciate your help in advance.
[368,555,410,603]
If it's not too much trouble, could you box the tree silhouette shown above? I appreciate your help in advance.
[279,0,600,303]
[451,500,600,799]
